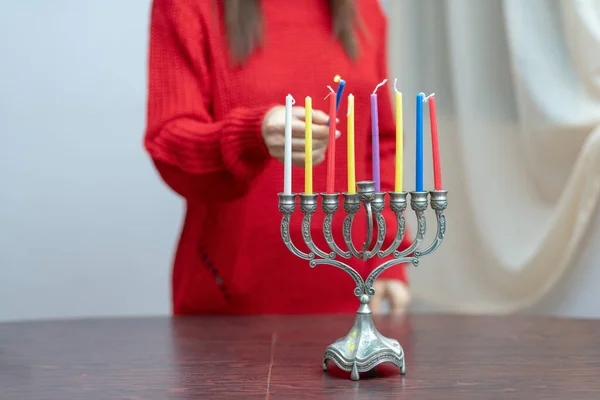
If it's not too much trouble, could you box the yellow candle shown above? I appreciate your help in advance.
[305,96,313,194]
[347,94,356,194]
[395,90,403,192]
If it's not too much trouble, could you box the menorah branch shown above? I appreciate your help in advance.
[278,193,314,260]
[342,194,363,259]
[365,194,387,259]
[360,203,373,258]
[364,257,418,295]
[393,191,428,259]
[415,190,448,257]
[311,259,365,296]
[378,192,408,258]
[300,194,335,259]
[322,193,351,259]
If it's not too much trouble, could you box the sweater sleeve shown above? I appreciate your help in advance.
[144,0,274,202]
[368,8,411,283]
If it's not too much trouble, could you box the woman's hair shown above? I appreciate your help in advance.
[223,0,360,65]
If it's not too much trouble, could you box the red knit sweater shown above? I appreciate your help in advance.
[145,0,410,315]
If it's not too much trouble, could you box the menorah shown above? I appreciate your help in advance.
[278,181,448,380]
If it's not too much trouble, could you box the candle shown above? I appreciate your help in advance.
[371,79,387,193]
[394,80,403,193]
[427,94,442,190]
[305,96,313,194]
[333,75,346,114]
[328,75,346,126]
[416,93,424,192]
[347,94,356,194]
[326,87,337,193]
[283,94,295,195]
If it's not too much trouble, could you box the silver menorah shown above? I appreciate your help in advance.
[278,180,448,380]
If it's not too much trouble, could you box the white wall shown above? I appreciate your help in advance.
[0,0,181,321]
[0,0,598,322]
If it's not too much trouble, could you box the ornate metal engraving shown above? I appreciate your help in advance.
[278,184,448,380]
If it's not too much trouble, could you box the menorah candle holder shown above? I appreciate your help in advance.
[278,181,448,380]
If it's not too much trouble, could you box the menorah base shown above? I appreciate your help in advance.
[322,295,405,380]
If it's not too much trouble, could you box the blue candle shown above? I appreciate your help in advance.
[335,79,346,113]
[327,76,346,126]
[416,93,424,192]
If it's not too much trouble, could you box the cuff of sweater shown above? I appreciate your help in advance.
[220,105,275,183]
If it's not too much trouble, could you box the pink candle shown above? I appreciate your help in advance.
[326,87,337,193]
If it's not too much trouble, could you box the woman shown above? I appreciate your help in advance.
[144,0,411,315]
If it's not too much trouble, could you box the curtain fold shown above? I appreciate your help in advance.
[387,0,600,313]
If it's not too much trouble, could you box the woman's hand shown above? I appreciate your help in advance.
[370,279,411,314]
[262,105,340,166]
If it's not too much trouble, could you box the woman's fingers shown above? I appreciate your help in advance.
[291,138,325,152]
[291,121,330,140]
[272,108,340,167]
[291,125,336,149]
[290,138,305,152]
[311,124,330,140]
[284,135,339,153]
[386,280,411,314]
[290,106,307,118]
[291,153,306,167]
[311,109,330,125]
[290,120,306,137]
[370,281,387,314]
[291,107,329,123]
[313,150,326,165]
[287,149,326,167]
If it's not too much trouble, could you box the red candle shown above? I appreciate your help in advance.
[326,88,337,193]
[428,95,442,190]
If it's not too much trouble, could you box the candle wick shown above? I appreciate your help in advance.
[372,79,388,95]
[288,94,296,105]
[423,93,435,103]
[324,86,336,99]
[393,78,401,94]
[347,94,353,116]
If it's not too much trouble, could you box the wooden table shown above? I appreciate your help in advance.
[1,314,599,399]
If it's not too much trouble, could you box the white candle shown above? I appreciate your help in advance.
[284,94,295,194]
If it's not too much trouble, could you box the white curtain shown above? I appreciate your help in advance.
[387,0,600,313]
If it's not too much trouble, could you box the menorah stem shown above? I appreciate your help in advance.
[356,181,377,259]
[362,201,373,260]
